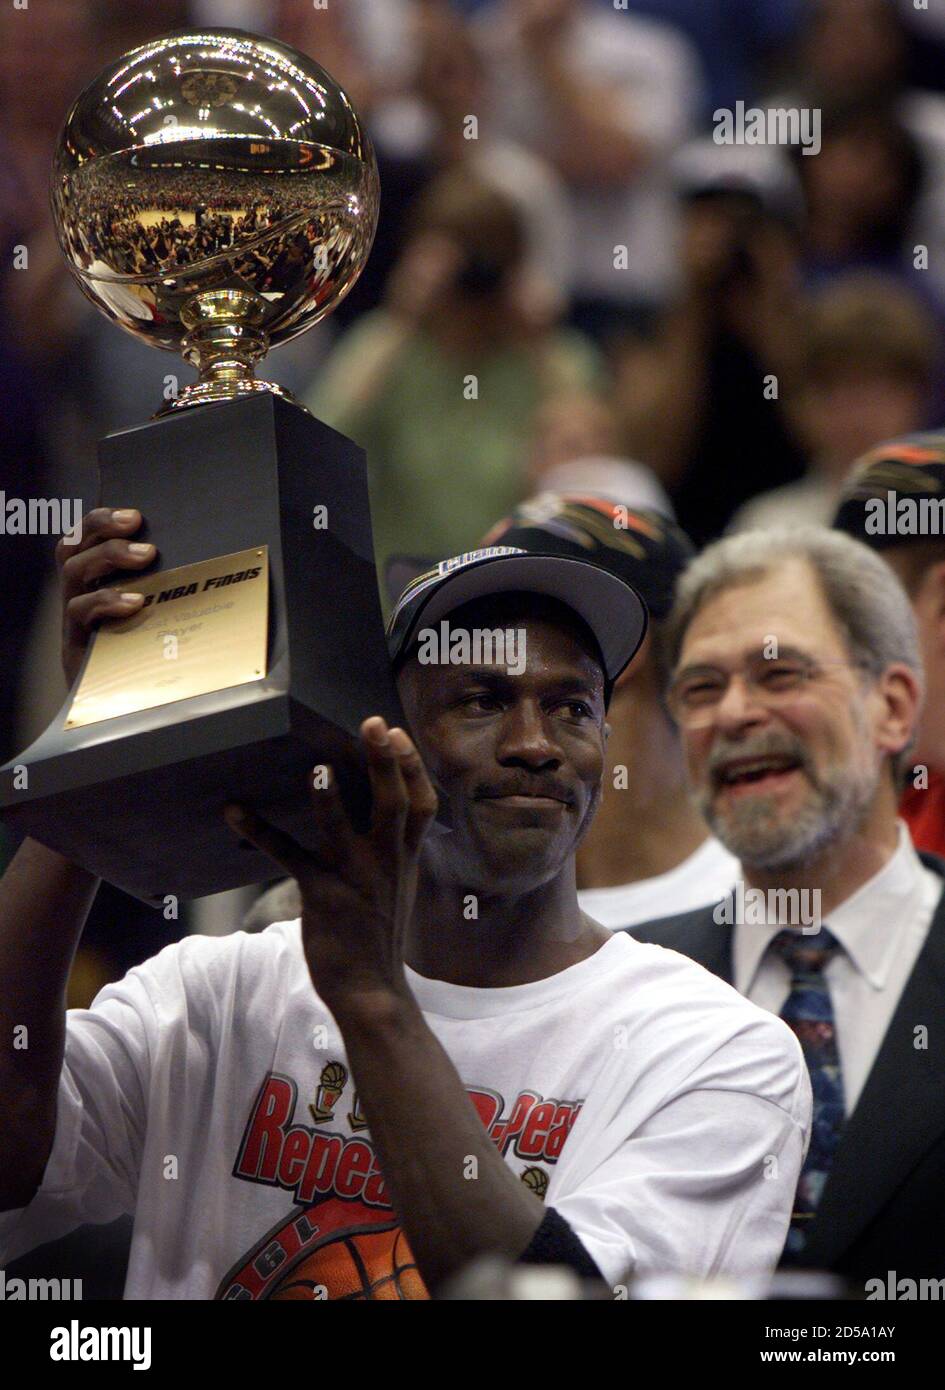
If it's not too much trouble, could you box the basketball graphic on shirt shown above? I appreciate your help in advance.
[269,1221,426,1300]
[309,1060,348,1122]
[520,1166,549,1201]
[221,1073,588,1299]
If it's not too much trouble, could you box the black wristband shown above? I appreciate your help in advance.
[516,1206,604,1282]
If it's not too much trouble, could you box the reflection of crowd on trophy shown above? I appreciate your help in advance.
[68,163,352,299]
[81,199,266,273]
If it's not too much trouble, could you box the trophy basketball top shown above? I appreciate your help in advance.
[51,28,379,411]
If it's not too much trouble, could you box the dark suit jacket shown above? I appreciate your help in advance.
[624,853,945,1284]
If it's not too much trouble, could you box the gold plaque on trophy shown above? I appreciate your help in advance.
[65,547,269,728]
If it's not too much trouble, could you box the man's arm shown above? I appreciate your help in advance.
[304,234,464,430]
[0,505,156,1209]
[331,991,548,1290]
[0,837,100,1208]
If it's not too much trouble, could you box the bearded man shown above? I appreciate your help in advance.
[628,526,945,1288]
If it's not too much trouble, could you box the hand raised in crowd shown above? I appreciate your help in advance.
[383,230,466,328]
[55,507,156,688]
[680,201,743,296]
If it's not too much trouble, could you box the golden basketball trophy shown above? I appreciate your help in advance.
[0,30,400,902]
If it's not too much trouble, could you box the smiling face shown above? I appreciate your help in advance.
[396,593,607,895]
[676,559,896,872]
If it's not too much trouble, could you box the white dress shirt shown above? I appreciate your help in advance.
[734,822,943,1114]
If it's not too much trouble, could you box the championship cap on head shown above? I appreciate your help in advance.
[479,494,696,620]
[832,432,945,549]
[386,546,648,700]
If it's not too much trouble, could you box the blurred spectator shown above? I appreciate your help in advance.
[473,0,705,338]
[793,103,927,289]
[526,392,619,486]
[275,0,415,123]
[593,0,806,118]
[775,0,945,301]
[729,273,940,532]
[303,170,601,572]
[328,3,572,327]
[785,0,907,108]
[281,0,427,328]
[526,391,675,514]
[833,434,945,858]
[611,144,807,546]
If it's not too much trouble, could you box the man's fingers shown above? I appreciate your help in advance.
[388,727,438,855]
[57,510,158,688]
[362,716,408,857]
[56,506,148,569]
[222,803,308,879]
[60,534,156,603]
[64,588,146,640]
[306,764,355,872]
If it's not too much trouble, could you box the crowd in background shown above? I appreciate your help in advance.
[5,0,945,994]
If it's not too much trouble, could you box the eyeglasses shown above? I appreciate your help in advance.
[666,655,873,730]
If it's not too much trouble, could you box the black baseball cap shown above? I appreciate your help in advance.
[832,432,945,549]
[386,545,648,700]
[479,495,695,620]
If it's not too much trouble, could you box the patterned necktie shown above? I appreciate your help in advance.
[769,926,846,1262]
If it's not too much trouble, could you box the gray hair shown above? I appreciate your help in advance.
[665,527,924,784]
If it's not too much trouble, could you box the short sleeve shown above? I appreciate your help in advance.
[0,968,156,1264]
[547,1016,811,1288]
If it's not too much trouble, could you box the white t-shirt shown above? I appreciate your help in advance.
[0,924,809,1298]
[579,837,740,931]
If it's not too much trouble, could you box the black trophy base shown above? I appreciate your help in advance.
[0,393,402,905]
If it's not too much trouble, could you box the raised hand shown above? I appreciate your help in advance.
[223,717,438,1009]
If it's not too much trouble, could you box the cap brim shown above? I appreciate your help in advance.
[401,553,648,684]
